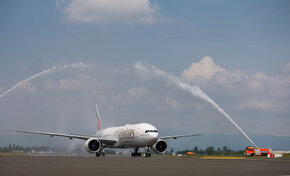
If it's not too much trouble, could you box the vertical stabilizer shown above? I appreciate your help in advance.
[96,104,102,130]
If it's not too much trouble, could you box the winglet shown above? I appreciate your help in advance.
[96,104,102,130]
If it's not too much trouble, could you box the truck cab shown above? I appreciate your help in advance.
[245,146,255,156]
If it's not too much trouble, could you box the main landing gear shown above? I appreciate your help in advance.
[96,152,105,157]
[96,144,106,157]
[131,147,141,157]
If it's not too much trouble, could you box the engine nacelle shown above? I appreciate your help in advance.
[84,138,101,153]
[151,140,167,154]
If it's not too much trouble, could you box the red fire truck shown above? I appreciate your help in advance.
[244,146,272,156]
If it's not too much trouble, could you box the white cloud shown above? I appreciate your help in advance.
[283,61,290,72]
[181,56,227,83]
[18,82,37,94]
[128,86,150,98]
[44,74,90,92]
[57,0,170,24]
[236,98,274,110]
[165,96,181,109]
[114,86,150,104]
[180,56,290,111]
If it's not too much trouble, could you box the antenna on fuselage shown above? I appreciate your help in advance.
[96,104,102,131]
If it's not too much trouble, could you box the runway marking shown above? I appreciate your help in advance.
[244,158,290,162]
[200,156,245,159]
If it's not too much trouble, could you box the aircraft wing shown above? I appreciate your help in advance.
[159,134,203,140]
[8,130,117,145]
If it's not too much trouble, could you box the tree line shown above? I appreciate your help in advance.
[0,144,52,153]
[1,144,245,156]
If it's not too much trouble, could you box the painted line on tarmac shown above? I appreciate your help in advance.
[200,156,245,159]
[244,158,290,162]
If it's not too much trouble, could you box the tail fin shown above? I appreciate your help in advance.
[95,104,102,130]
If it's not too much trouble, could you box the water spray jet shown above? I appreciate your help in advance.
[135,61,258,148]
[0,63,88,100]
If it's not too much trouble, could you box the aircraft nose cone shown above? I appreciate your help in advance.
[150,133,158,142]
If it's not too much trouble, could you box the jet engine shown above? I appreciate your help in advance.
[151,140,167,154]
[84,138,101,153]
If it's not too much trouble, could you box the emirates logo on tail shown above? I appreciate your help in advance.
[96,104,102,131]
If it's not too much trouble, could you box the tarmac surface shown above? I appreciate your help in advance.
[1,156,290,176]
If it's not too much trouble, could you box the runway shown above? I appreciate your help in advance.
[1,156,290,176]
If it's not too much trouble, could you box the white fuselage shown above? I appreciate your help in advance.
[95,123,159,148]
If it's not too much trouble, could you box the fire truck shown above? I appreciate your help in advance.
[244,146,272,156]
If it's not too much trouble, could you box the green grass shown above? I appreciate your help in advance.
[0,152,28,156]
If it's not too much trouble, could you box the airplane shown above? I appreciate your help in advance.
[9,104,202,157]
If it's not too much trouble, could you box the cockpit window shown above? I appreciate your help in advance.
[145,130,158,133]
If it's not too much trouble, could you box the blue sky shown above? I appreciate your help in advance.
[0,0,290,149]
[1,0,290,75]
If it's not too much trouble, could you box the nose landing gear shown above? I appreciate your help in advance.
[145,153,151,157]
[131,147,142,157]
[145,146,151,157]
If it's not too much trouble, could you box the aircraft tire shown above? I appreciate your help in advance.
[131,153,141,157]
[145,153,151,157]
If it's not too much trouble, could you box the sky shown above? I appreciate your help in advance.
[0,0,290,150]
